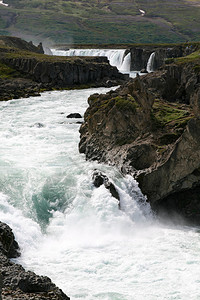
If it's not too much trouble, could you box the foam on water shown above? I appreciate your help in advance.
[0,88,200,300]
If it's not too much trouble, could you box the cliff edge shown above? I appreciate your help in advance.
[79,49,200,224]
[0,36,127,101]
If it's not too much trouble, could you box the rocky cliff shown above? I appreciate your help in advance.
[2,56,125,88]
[129,43,199,72]
[0,36,127,101]
[79,50,200,224]
[0,36,44,54]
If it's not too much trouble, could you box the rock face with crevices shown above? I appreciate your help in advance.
[2,56,126,88]
[0,36,128,101]
[129,43,198,71]
[79,55,200,224]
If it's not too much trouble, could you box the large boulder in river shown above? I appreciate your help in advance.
[67,113,82,118]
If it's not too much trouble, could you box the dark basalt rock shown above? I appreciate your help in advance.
[79,58,200,224]
[92,170,120,206]
[0,273,2,300]
[17,272,59,294]
[0,78,42,101]
[0,221,70,299]
[129,44,198,71]
[0,36,129,101]
[0,221,20,259]
[153,186,200,224]
[67,113,82,118]
[1,56,127,89]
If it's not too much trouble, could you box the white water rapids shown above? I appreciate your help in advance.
[0,88,200,300]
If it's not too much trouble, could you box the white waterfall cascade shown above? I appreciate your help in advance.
[51,48,131,73]
[0,0,8,6]
[146,52,155,73]
[120,52,131,73]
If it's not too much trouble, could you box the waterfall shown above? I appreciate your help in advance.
[120,52,131,73]
[0,0,9,6]
[146,52,155,73]
[51,48,131,73]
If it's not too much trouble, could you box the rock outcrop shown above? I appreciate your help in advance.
[0,36,128,101]
[0,78,42,101]
[1,56,126,88]
[0,221,20,259]
[0,221,70,300]
[0,36,44,54]
[79,54,200,224]
[139,118,200,223]
[92,170,120,205]
[67,113,82,118]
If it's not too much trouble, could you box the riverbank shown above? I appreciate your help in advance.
[0,221,70,299]
[0,36,127,101]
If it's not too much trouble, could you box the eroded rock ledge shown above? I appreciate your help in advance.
[0,36,127,101]
[0,221,70,300]
[79,55,200,224]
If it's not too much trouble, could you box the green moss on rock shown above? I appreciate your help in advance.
[152,99,190,127]
[0,62,20,78]
[114,96,138,113]
[176,50,200,64]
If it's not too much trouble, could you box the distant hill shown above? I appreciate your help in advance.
[0,0,200,45]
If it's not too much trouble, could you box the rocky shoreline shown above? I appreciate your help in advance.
[0,221,70,300]
[0,36,128,101]
[0,36,129,300]
[79,49,200,224]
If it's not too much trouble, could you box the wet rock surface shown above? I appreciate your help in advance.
[79,59,200,224]
[66,113,82,118]
[0,222,20,259]
[0,222,70,300]
[92,170,120,206]
[0,78,42,101]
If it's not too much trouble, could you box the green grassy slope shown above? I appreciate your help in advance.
[0,0,200,44]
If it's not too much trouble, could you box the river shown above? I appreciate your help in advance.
[0,87,200,300]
